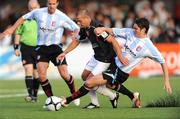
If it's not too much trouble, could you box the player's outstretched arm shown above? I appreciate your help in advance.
[57,39,80,61]
[0,33,5,40]
[3,17,25,37]
[106,35,129,66]
[161,62,172,94]
[94,27,114,36]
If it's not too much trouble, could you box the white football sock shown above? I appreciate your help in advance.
[96,85,116,100]
[88,90,100,106]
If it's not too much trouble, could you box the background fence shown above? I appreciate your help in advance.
[0,43,179,80]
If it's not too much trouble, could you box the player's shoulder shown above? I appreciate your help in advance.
[35,7,47,12]
[55,9,62,14]
[31,7,47,15]
[143,37,155,48]
[142,36,152,42]
[79,28,87,36]
[113,28,133,32]
[125,28,133,31]
[91,20,104,28]
[55,9,72,20]
[121,28,133,32]
[55,9,67,16]
[113,28,134,36]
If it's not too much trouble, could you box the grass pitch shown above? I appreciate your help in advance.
[0,77,180,119]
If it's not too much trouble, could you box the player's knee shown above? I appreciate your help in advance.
[59,69,69,80]
[84,80,94,88]
[81,74,86,81]
[25,69,33,76]
[106,83,116,90]
[33,74,39,79]
[39,75,46,82]
[61,74,69,80]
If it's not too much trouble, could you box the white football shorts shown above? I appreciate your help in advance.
[85,56,110,75]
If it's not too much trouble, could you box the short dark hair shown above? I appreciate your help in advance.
[47,0,59,3]
[77,9,90,17]
[134,18,149,33]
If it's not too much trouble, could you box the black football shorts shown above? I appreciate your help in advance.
[35,44,67,66]
[102,61,129,85]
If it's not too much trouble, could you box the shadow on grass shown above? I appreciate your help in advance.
[146,93,180,107]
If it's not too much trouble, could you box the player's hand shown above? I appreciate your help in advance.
[120,57,129,66]
[14,49,20,57]
[57,52,66,62]
[163,80,172,94]
[94,27,105,36]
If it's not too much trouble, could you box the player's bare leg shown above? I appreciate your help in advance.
[58,64,80,106]
[107,83,141,108]
[82,71,118,109]
[82,70,100,108]
[61,74,107,107]
[37,62,53,97]
[81,69,91,81]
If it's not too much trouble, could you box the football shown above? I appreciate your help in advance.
[45,96,62,111]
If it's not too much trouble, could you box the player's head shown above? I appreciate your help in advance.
[28,0,40,11]
[76,9,91,28]
[133,18,149,35]
[47,0,59,14]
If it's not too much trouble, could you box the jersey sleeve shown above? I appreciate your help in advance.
[94,21,108,41]
[77,28,87,42]
[61,14,79,31]
[146,40,165,64]
[15,24,24,35]
[22,9,37,20]
[112,28,128,39]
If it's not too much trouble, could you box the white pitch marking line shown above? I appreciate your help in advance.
[0,90,44,98]
[0,89,27,93]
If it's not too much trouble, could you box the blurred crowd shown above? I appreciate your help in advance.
[0,0,180,46]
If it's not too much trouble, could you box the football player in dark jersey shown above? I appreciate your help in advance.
[57,9,128,109]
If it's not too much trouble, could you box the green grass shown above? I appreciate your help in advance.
[0,77,180,119]
[146,93,180,107]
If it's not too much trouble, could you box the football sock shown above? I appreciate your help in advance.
[25,76,34,96]
[65,75,75,94]
[96,85,116,100]
[33,78,40,98]
[116,84,134,100]
[40,79,53,97]
[88,90,99,106]
[66,84,91,104]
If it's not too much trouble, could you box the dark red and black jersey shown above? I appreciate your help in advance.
[78,20,115,63]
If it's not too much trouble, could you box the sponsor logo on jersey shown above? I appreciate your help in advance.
[40,27,56,32]
[124,44,136,57]
[136,46,142,52]
[52,21,56,27]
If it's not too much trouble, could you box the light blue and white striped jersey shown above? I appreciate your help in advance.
[113,28,165,73]
[22,7,79,46]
